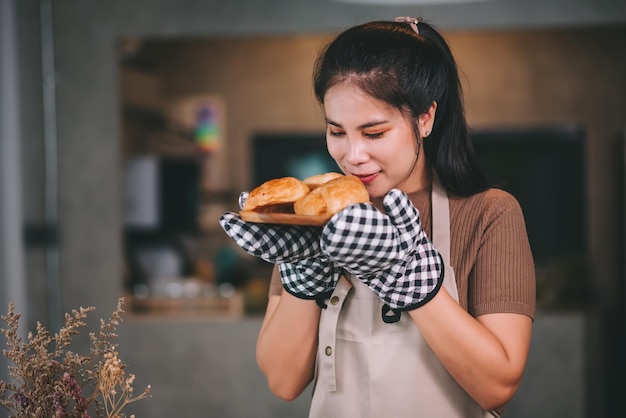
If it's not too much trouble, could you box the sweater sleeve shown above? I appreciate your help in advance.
[468,190,536,319]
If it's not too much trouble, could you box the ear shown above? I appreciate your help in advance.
[418,102,437,138]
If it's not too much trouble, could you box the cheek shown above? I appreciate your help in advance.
[326,139,344,163]
[383,138,418,173]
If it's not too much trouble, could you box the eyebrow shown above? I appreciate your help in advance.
[325,118,389,130]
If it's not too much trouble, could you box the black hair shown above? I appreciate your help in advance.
[313,20,491,197]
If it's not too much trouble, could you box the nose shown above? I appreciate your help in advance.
[344,136,370,166]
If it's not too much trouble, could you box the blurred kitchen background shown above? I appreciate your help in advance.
[1,0,625,417]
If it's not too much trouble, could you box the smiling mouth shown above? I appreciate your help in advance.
[353,173,378,184]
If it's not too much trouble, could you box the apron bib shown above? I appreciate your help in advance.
[310,176,497,418]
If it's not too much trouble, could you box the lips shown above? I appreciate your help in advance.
[353,173,378,184]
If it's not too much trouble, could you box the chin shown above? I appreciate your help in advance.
[365,185,386,199]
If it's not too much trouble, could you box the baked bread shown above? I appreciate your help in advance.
[294,175,370,216]
[303,172,344,190]
[243,177,310,213]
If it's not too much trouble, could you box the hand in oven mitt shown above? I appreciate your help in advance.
[320,189,443,311]
[219,192,340,303]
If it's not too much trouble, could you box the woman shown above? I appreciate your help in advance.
[220,17,535,417]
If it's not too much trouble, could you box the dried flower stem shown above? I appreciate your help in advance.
[0,297,151,418]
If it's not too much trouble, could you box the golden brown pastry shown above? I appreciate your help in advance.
[243,177,310,212]
[294,175,370,216]
[303,172,344,190]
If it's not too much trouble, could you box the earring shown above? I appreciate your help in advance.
[424,130,431,138]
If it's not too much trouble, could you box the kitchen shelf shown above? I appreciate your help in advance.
[125,293,244,319]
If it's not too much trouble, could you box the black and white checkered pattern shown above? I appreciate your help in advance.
[220,212,323,263]
[321,189,443,311]
[279,259,341,300]
[219,206,340,300]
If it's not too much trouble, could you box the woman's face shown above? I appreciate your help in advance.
[323,82,429,198]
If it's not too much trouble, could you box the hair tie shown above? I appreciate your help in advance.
[394,16,422,35]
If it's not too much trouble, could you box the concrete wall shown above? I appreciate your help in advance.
[113,312,586,418]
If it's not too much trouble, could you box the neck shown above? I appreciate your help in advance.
[398,150,430,194]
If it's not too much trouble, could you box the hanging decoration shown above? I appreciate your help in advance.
[194,101,223,154]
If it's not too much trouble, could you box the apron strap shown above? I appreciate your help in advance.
[431,171,460,302]
[431,171,451,264]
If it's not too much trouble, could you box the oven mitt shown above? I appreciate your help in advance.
[218,192,340,302]
[320,189,443,312]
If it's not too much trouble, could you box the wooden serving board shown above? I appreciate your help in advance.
[239,210,331,226]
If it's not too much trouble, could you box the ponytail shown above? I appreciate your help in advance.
[314,19,491,196]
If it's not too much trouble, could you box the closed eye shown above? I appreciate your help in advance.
[364,131,385,139]
[328,128,345,138]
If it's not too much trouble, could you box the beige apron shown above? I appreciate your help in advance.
[310,177,498,418]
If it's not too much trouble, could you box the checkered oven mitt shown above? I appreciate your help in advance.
[320,189,444,312]
[218,192,340,303]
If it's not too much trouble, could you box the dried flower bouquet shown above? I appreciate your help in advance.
[0,297,150,418]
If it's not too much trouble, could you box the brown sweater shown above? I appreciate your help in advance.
[268,186,536,319]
